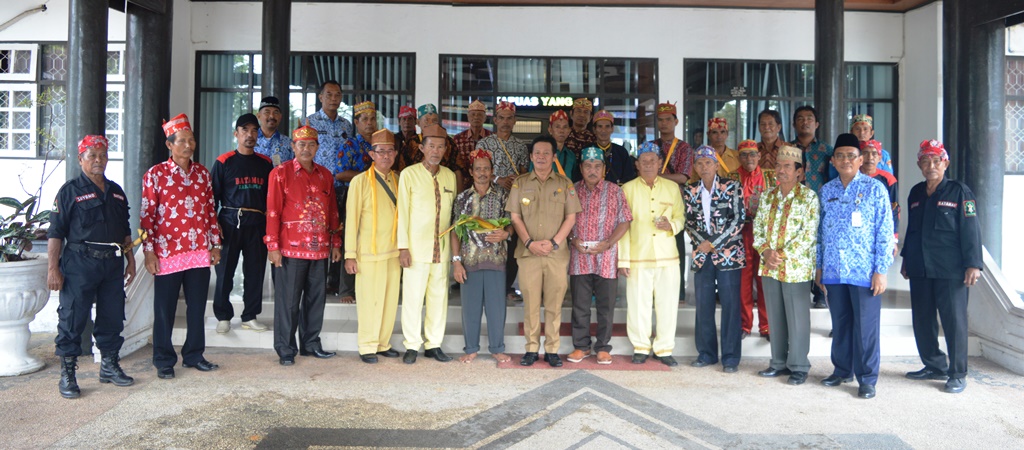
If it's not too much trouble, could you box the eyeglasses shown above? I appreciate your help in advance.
[832,152,860,161]
[373,149,397,155]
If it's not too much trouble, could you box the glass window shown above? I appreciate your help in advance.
[441,56,494,93]
[550,58,597,94]
[498,58,546,93]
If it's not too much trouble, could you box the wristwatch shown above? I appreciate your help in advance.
[549,239,559,251]
[451,255,462,263]
[212,245,222,250]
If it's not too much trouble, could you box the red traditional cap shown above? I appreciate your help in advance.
[656,102,676,116]
[592,110,614,124]
[399,105,416,119]
[78,135,108,155]
[860,139,883,152]
[918,139,949,161]
[469,148,492,163]
[738,139,758,152]
[292,119,318,142]
[496,101,516,114]
[707,117,728,131]
[162,113,191,138]
[549,110,568,124]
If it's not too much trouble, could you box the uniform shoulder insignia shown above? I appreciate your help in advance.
[964,200,976,217]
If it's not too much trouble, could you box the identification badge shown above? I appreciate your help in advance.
[851,210,863,228]
[273,154,281,166]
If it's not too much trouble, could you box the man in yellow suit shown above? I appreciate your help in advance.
[345,129,402,364]
[619,141,686,366]
[398,124,457,364]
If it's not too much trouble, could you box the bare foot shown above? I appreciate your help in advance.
[493,353,511,363]
[340,296,355,304]
[460,353,478,363]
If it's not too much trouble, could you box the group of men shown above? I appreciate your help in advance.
[46,82,982,401]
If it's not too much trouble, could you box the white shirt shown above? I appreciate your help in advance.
[699,175,718,233]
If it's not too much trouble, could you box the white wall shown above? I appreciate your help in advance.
[0,0,126,41]
[898,1,944,238]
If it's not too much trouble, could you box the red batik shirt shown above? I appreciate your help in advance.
[264,158,341,260]
[570,179,633,279]
[140,159,222,275]
[453,127,492,180]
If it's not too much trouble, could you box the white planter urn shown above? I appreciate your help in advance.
[0,253,51,376]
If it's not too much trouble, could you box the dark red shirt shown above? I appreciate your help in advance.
[265,159,341,260]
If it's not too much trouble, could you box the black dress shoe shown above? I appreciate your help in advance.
[377,349,400,358]
[944,377,966,393]
[424,348,453,362]
[520,352,539,366]
[857,384,876,399]
[821,374,854,387]
[905,367,948,381]
[758,367,792,378]
[690,359,713,368]
[299,348,336,359]
[723,365,738,373]
[182,360,219,371]
[741,331,750,340]
[403,350,417,364]
[157,367,175,379]
[788,371,808,385]
[279,356,294,366]
[654,355,678,367]
[359,354,378,364]
[544,353,563,367]
[632,353,649,364]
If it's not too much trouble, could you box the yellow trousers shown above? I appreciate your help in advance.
[355,257,401,355]
[626,265,680,356]
[400,261,449,351]
[518,255,569,354]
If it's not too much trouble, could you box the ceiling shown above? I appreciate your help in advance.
[248,0,937,13]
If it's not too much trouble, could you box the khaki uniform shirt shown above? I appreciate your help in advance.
[505,170,582,260]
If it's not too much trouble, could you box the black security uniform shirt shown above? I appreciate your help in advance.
[900,178,983,280]
[48,175,131,244]
[211,150,273,228]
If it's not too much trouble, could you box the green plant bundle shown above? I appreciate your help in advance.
[444,214,511,241]
[0,196,50,262]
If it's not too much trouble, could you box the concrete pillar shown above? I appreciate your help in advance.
[966,21,1005,264]
[124,2,174,235]
[65,0,109,177]
[942,0,967,175]
[262,0,291,116]
[814,0,844,145]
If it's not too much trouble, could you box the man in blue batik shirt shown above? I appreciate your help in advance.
[254,97,294,166]
[815,133,894,401]
[307,80,354,185]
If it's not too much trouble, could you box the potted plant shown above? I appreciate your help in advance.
[0,88,63,376]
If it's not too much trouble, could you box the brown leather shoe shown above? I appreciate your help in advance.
[596,351,612,365]
[567,349,589,363]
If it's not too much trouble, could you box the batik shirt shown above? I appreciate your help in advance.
[337,133,373,186]
[830,148,894,180]
[255,129,293,166]
[307,108,353,184]
[565,128,596,160]
[453,128,493,180]
[140,159,222,275]
[753,184,819,283]
[790,138,833,193]
[866,169,900,239]
[451,183,509,272]
[570,179,632,279]
[757,139,783,172]
[654,138,694,187]
[683,175,746,271]
[264,159,341,260]
[477,134,529,179]
[816,172,894,288]
[398,134,461,176]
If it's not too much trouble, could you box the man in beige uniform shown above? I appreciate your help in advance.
[507,135,582,367]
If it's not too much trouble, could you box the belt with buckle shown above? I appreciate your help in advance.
[67,242,121,259]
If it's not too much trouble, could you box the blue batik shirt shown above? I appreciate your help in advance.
[307,108,354,185]
[816,172,894,288]
[337,133,372,186]
[791,138,833,193]
[254,129,294,167]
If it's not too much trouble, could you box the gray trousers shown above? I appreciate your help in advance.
[762,277,812,373]
[461,269,506,354]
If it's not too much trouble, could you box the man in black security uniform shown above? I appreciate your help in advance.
[211,113,274,334]
[900,139,983,394]
[47,135,136,399]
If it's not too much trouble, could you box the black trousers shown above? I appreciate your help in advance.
[506,238,519,294]
[274,257,327,358]
[54,249,125,357]
[152,267,211,368]
[675,232,687,301]
[570,274,617,353]
[910,277,970,379]
[327,187,354,297]
[213,223,267,322]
